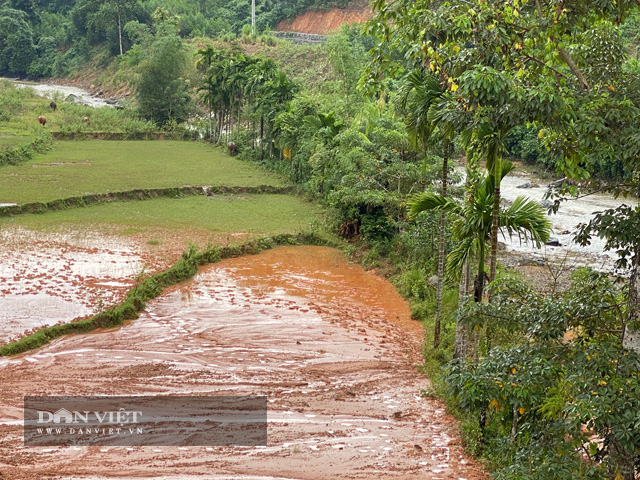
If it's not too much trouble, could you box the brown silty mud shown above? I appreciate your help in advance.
[276,1,373,35]
[0,226,246,343]
[0,246,487,480]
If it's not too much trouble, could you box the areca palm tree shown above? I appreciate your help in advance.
[409,161,550,302]
[400,68,461,348]
[473,121,512,288]
[198,74,219,142]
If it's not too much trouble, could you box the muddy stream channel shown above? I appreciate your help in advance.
[0,246,488,479]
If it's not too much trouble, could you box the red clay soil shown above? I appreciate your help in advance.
[0,246,488,479]
[276,1,373,35]
[0,225,251,344]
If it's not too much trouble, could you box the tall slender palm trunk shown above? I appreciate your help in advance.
[475,245,486,303]
[434,143,449,348]
[453,260,471,361]
[623,247,640,356]
[117,5,123,56]
[488,155,501,300]
[489,183,500,285]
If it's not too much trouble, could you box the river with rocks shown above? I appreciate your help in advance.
[3,78,115,108]
[495,168,635,274]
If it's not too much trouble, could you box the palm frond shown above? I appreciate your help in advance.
[499,196,552,247]
[446,236,476,280]
[407,192,462,217]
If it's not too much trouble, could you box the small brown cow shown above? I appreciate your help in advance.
[38,116,47,127]
[49,101,57,111]
[227,141,237,156]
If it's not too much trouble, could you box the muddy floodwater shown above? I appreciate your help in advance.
[0,227,196,343]
[0,246,487,480]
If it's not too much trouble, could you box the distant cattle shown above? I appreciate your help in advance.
[38,116,47,127]
[82,116,90,124]
[49,101,57,111]
[227,141,237,156]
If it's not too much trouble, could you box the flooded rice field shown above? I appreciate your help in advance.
[0,227,192,343]
[0,246,487,480]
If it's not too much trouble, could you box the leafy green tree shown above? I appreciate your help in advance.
[325,33,364,122]
[27,36,57,77]
[136,31,192,125]
[400,68,464,348]
[71,0,140,55]
[365,0,639,299]
[0,7,36,75]
[449,269,640,480]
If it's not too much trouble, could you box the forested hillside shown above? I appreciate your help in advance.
[0,0,350,78]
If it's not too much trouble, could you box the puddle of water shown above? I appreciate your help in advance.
[0,227,155,342]
[0,294,90,337]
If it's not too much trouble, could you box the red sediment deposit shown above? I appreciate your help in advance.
[0,246,488,479]
[276,1,374,35]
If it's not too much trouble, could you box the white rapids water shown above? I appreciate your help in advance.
[493,169,637,273]
[4,78,112,108]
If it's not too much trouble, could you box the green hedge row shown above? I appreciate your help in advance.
[0,233,334,357]
[0,185,298,217]
[0,132,53,167]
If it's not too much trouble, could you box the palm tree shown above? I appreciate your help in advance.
[410,161,550,298]
[245,58,278,150]
[400,68,457,349]
[474,122,511,289]
[198,75,216,142]
[408,162,551,356]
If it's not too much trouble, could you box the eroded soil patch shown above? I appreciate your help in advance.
[0,246,487,479]
[0,226,232,343]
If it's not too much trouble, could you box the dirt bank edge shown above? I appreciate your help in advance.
[0,185,300,216]
[0,232,335,357]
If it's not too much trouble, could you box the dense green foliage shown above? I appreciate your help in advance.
[449,270,639,479]
[0,0,350,77]
[364,1,640,478]
[136,25,192,124]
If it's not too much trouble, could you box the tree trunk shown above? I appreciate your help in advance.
[623,247,640,357]
[117,5,123,56]
[217,111,224,144]
[510,405,519,443]
[434,144,449,349]
[453,260,471,361]
[489,177,501,289]
[608,437,635,480]
[611,244,637,479]
[474,244,486,303]
[209,110,213,142]
[260,116,264,160]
